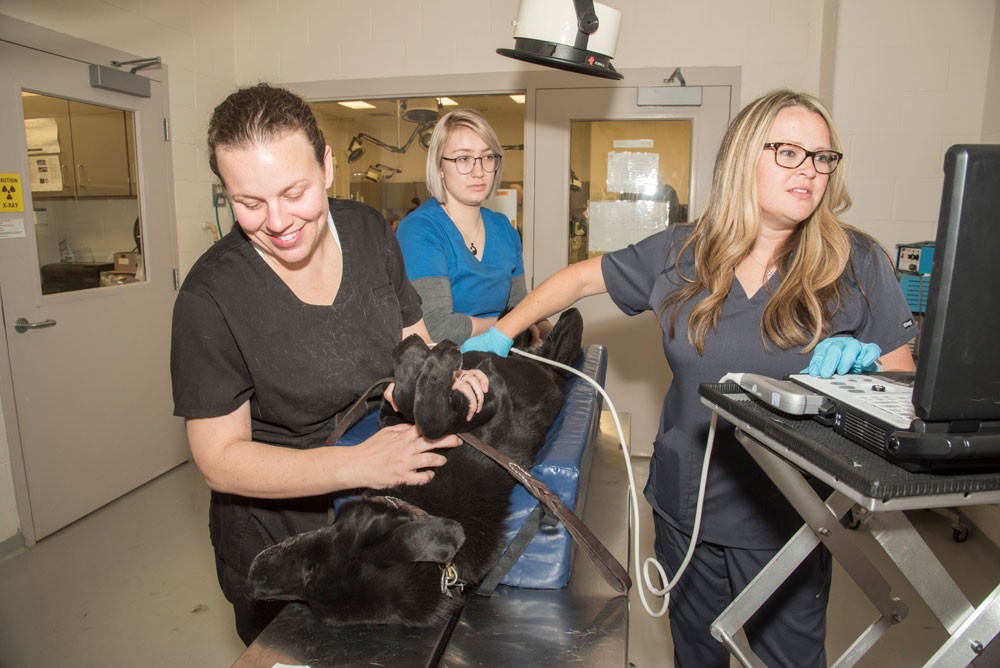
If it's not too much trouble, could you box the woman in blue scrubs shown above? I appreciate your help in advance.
[397,109,548,344]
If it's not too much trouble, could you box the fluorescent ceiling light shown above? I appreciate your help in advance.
[509,94,526,104]
[439,97,459,106]
[338,100,376,110]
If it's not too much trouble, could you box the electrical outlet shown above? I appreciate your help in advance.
[212,183,226,207]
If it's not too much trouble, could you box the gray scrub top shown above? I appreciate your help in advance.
[602,224,916,549]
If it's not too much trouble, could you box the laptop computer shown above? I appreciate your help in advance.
[772,146,1000,471]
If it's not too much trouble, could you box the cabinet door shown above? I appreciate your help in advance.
[68,100,130,196]
[22,93,76,197]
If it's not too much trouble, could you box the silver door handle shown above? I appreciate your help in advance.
[14,317,57,333]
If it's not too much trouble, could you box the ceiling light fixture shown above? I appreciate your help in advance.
[401,98,443,123]
[419,127,434,150]
[363,163,403,182]
[347,136,365,163]
[347,122,435,163]
[509,94,526,104]
[338,100,376,110]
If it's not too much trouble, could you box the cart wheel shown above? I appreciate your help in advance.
[952,526,970,543]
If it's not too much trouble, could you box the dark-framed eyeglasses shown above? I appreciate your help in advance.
[763,142,843,174]
[441,153,502,174]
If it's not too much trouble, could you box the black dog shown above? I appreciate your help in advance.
[245,309,584,627]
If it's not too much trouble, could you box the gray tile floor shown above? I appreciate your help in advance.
[1,459,998,667]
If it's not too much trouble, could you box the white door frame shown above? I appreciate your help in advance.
[530,77,738,457]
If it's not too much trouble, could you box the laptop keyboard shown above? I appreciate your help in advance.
[789,374,916,430]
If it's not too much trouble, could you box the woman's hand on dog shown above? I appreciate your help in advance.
[383,369,489,422]
[451,369,489,420]
[353,423,462,488]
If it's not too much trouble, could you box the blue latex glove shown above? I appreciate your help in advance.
[802,337,881,378]
[460,327,514,357]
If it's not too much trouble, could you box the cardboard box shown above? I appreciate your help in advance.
[114,252,142,275]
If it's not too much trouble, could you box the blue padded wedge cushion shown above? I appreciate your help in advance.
[336,410,380,446]
[500,343,607,588]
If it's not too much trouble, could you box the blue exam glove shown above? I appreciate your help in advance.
[460,327,514,357]
[802,337,881,378]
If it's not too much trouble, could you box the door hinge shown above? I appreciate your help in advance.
[163,118,170,142]
[173,268,180,290]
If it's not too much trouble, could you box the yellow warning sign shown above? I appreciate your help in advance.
[1,173,25,212]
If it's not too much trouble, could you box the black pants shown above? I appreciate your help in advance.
[653,513,832,668]
[215,550,286,645]
[209,491,330,645]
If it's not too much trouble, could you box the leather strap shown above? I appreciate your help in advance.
[323,377,394,447]
[322,376,632,595]
[323,377,392,524]
[476,503,550,596]
[458,431,632,594]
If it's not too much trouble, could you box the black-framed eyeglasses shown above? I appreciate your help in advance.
[763,142,843,174]
[441,153,502,174]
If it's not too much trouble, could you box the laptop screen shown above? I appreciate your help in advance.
[913,145,1000,422]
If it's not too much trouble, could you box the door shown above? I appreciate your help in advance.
[0,38,186,542]
[532,85,732,456]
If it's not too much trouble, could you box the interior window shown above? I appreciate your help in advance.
[569,119,692,263]
[22,91,144,294]
[309,95,526,232]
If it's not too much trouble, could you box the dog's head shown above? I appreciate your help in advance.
[539,308,584,368]
[245,496,465,623]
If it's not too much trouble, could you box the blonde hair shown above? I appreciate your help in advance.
[425,109,504,202]
[661,89,872,354]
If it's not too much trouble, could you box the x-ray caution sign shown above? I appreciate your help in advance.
[1,173,25,212]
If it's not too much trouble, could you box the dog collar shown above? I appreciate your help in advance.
[439,561,466,597]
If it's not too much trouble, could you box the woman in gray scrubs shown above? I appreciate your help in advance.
[461,89,916,667]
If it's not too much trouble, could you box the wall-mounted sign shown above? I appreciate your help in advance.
[0,218,27,239]
[1,173,25,212]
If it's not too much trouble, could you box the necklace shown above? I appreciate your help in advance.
[443,203,483,256]
[746,252,776,280]
[466,221,482,256]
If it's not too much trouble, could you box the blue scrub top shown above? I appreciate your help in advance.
[397,198,524,318]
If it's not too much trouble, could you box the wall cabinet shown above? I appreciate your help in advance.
[23,94,132,197]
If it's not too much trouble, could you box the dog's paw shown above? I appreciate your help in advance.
[413,342,464,438]
[389,335,432,419]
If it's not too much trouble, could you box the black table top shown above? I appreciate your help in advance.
[699,382,1000,501]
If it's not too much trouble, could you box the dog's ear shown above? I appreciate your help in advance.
[390,334,431,419]
[537,308,584,368]
[413,342,463,438]
[368,515,466,566]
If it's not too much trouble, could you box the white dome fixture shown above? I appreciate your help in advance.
[497,0,623,80]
